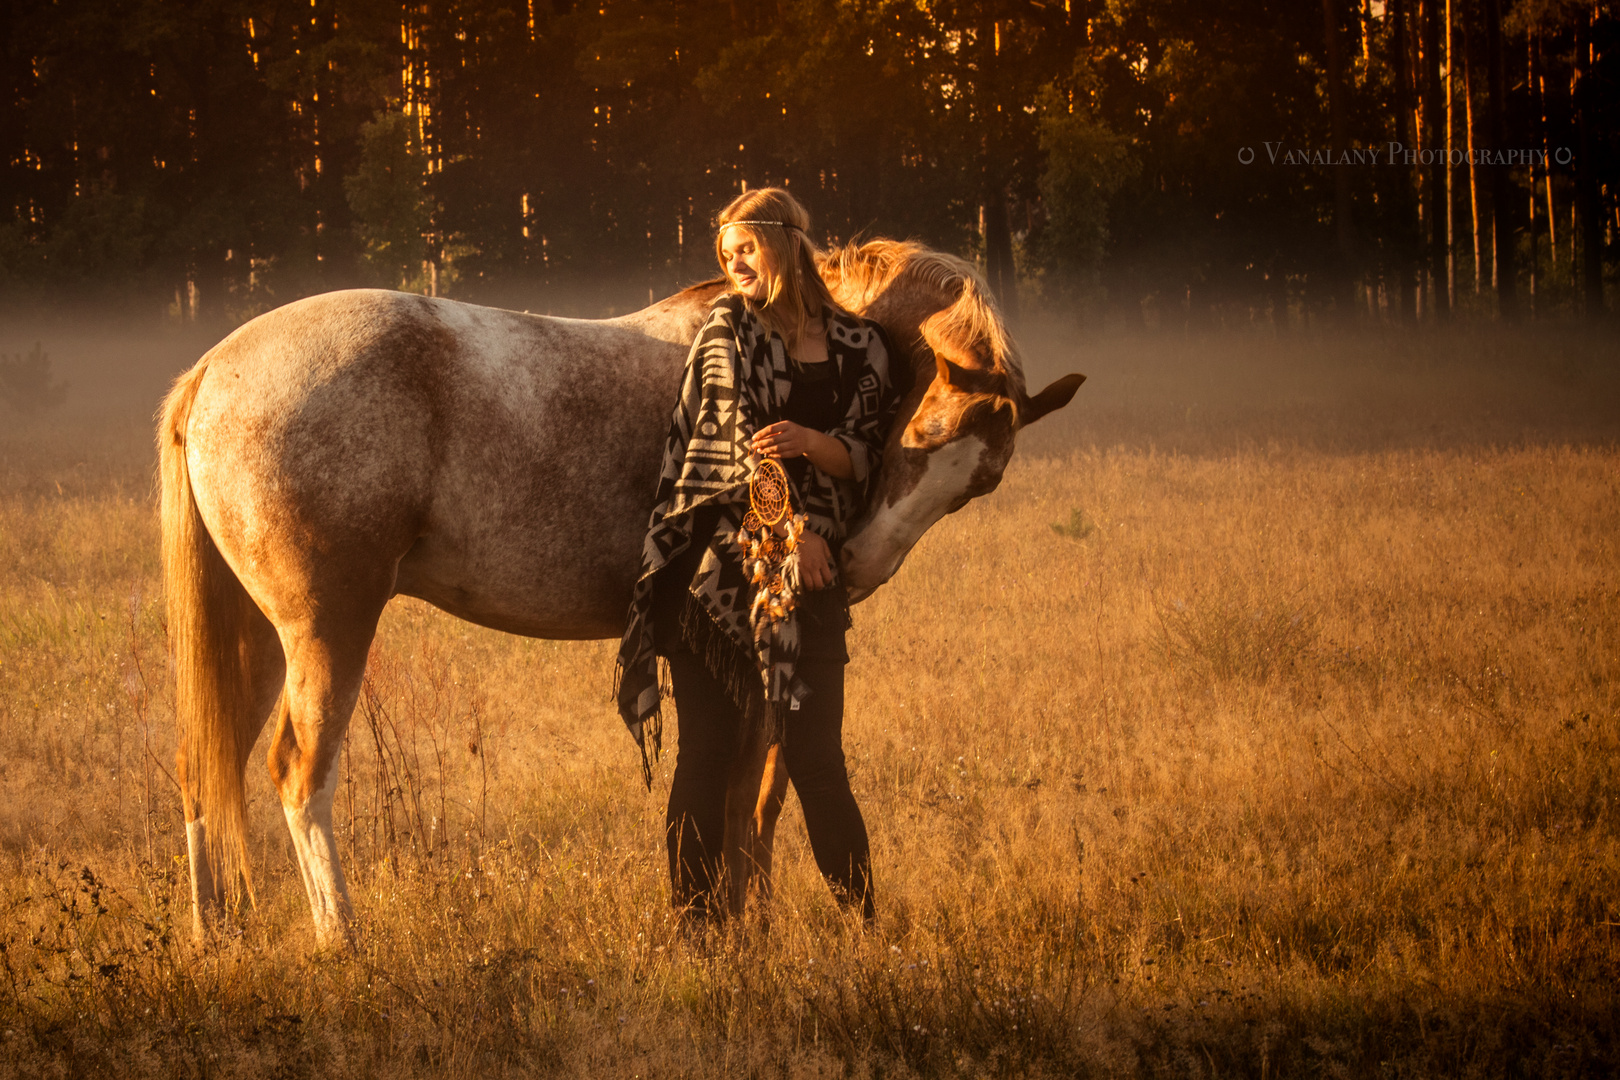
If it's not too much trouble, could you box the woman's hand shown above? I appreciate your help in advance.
[752,421,815,460]
[795,530,836,590]
[752,422,854,480]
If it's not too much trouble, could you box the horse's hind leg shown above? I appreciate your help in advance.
[267,602,384,947]
[183,607,286,934]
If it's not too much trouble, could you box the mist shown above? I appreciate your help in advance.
[6,294,1618,508]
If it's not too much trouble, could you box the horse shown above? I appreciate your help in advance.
[159,239,1084,945]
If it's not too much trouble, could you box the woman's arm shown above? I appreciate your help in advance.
[821,323,896,485]
[660,296,774,517]
[749,421,853,479]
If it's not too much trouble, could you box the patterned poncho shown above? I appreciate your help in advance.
[615,294,894,782]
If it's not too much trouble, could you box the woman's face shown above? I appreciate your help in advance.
[720,225,775,302]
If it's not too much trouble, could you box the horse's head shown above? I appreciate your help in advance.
[821,241,1084,602]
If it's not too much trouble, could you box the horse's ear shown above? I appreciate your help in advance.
[1020,373,1086,426]
[935,350,967,386]
[934,349,998,392]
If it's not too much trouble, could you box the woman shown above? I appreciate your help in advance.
[615,187,894,920]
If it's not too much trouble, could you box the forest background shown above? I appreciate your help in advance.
[3,0,1616,327]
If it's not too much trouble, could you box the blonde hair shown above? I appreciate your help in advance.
[714,187,840,351]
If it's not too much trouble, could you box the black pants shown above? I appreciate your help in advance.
[664,643,873,919]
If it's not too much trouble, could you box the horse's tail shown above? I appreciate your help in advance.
[160,357,257,905]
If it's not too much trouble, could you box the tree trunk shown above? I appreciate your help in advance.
[1444,0,1456,307]
[1575,7,1605,318]
[1534,35,1557,269]
[1392,0,1419,322]
[1484,0,1518,320]
[1526,38,1538,316]
[978,14,1018,322]
[1423,0,1450,319]
[983,188,1020,321]
[1464,18,1482,295]
[1323,0,1358,319]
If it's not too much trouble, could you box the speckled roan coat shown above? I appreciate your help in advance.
[161,243,1084,944]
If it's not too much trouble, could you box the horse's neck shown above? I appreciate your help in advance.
[611,283,725,346]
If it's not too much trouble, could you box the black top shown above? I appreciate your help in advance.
[782,355,841,495]
[778,349,850,660]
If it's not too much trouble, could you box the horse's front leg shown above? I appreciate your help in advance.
[750,744,791,909]
[721,717,774,919]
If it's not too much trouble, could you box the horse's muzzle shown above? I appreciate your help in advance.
[838,542,896,604]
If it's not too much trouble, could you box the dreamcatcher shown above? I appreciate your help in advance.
[737,457,806,629]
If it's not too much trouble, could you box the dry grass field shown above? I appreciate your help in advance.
[1,316,1617,1078]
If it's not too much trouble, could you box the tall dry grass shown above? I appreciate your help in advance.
[0,322,1616,1077]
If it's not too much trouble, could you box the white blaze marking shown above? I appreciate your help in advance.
[282,759,352,946]
[186,816,218,935]
[845,435,989,590]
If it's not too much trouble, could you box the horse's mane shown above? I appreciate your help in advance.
[819,239,1024,398]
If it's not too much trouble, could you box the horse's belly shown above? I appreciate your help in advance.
[394,517,643,639]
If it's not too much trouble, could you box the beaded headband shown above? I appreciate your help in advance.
[721,219,803,230]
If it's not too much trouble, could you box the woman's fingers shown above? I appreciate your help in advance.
[752,431,804,459]
[796,532,834,589]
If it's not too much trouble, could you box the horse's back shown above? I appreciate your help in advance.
[184,289,682,639]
